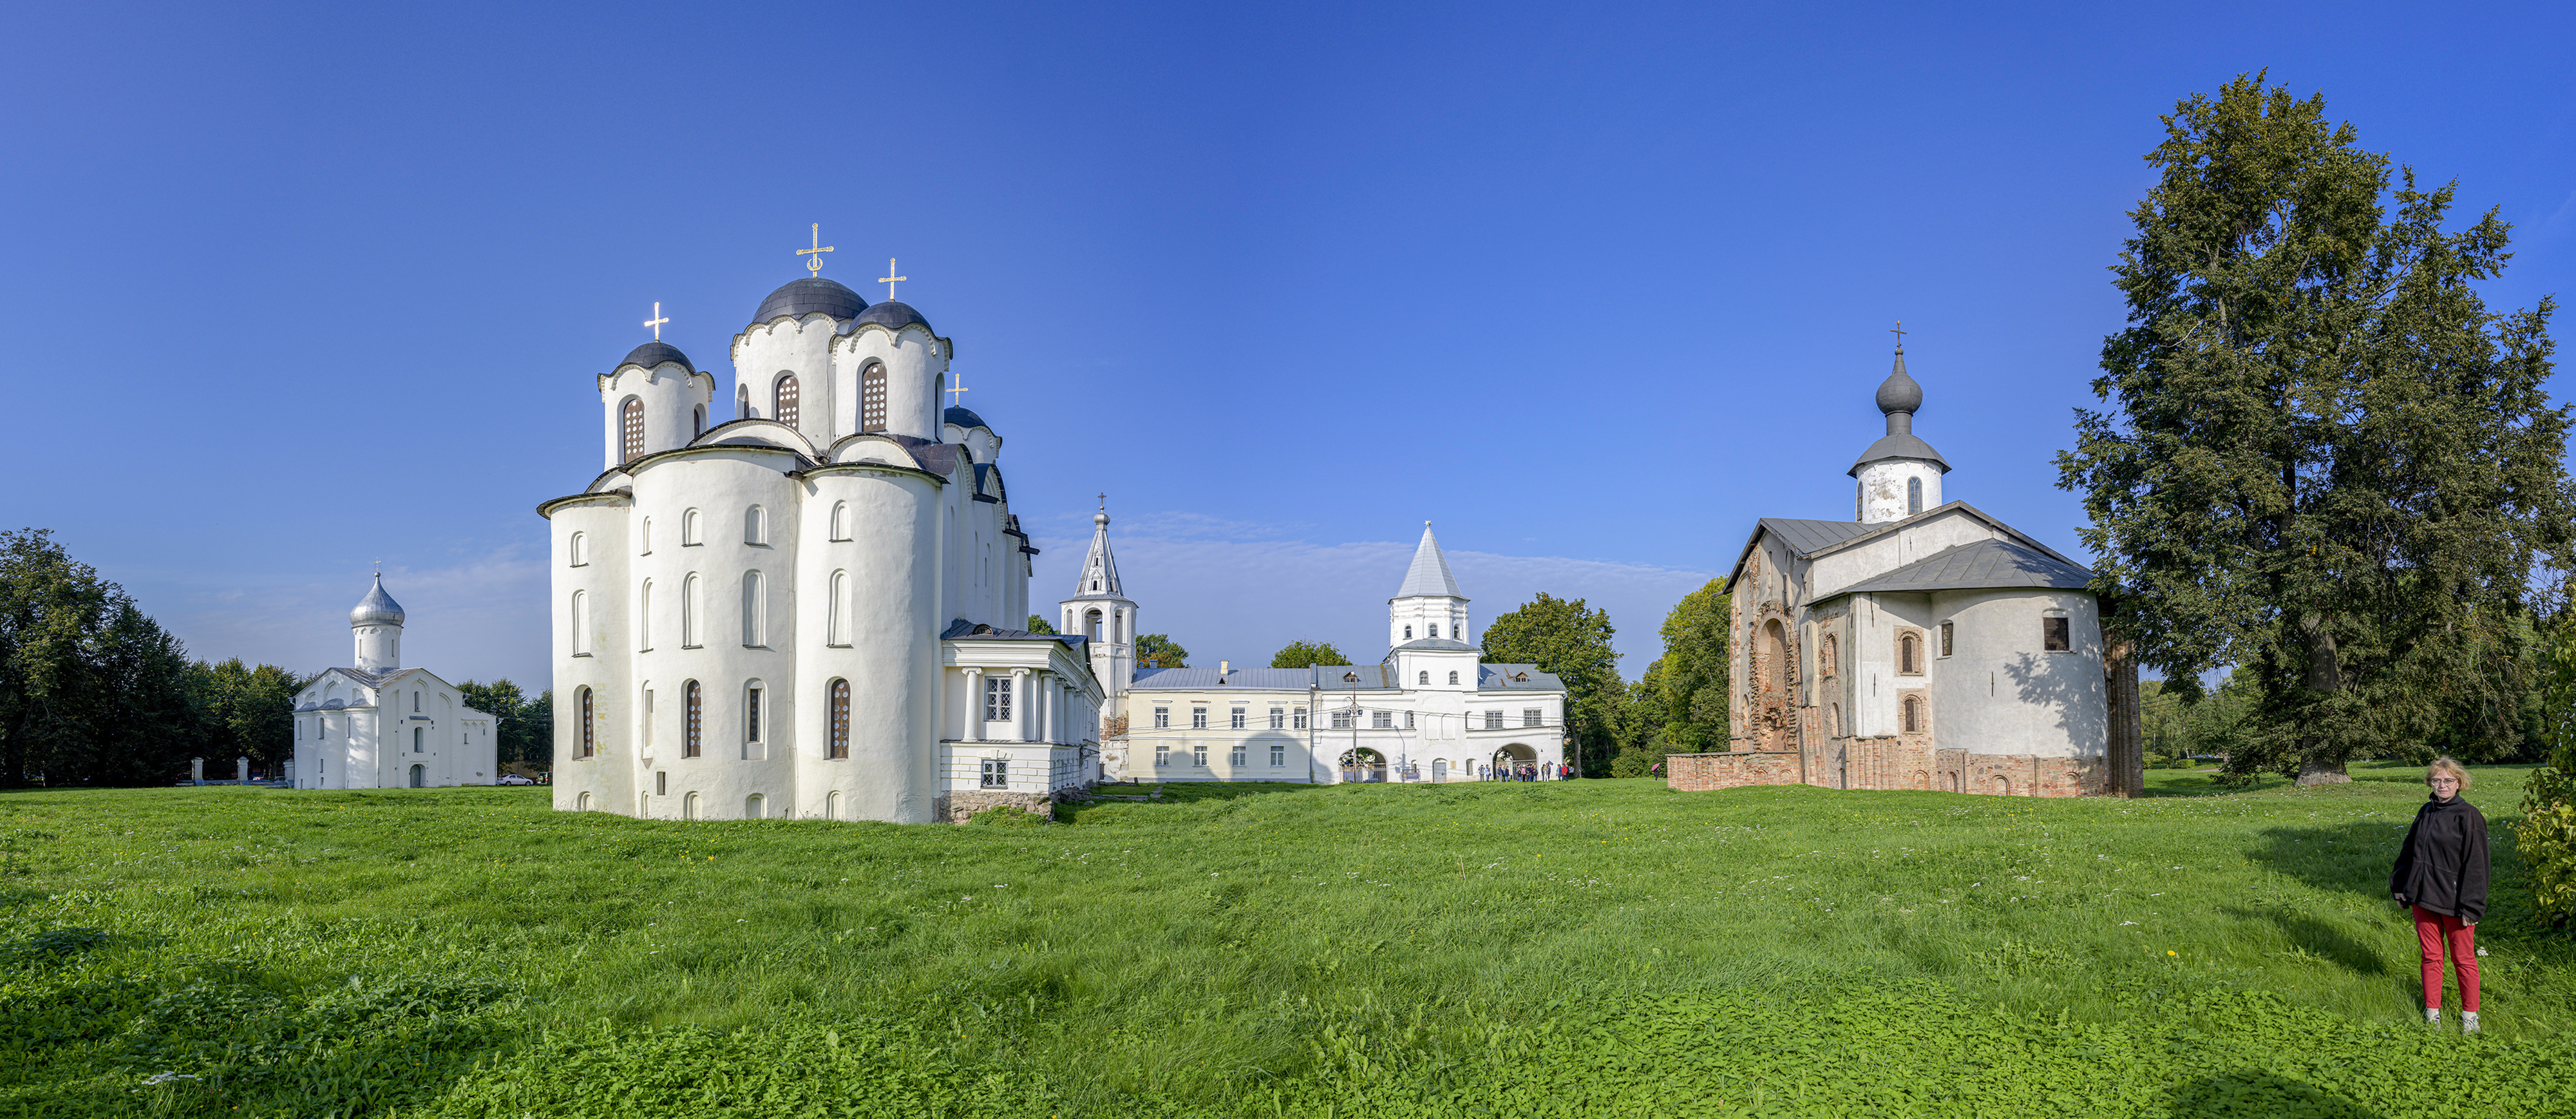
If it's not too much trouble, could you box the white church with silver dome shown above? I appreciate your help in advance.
[289,575,500,789]
[542,264,1106,824]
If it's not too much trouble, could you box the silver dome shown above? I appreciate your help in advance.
[350,575,406,626]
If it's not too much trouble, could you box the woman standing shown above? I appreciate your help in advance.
[2389,758,2491,1032]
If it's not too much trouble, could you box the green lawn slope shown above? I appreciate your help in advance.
[3,763,2570,1117]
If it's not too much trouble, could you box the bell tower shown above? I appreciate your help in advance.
[1849,332,1951,524]
[1059,501,1137,702]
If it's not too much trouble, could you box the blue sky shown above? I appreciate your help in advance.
[4,2,2571,688]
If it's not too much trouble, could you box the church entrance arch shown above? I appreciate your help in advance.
[1339,747,1386,783]
[1490,743,1537,779]
[408,764,424,789]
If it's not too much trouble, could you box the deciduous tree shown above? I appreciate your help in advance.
[1135,634,1188,669]
[1270,640,1349,668]
[1481,593,1620,776]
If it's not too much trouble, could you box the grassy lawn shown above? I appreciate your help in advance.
[4,763,2571,1117]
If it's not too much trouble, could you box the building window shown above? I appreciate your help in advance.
[682,508,701,546]
[1331,709,1354,729]
[1939,621,1954,658]
[1229,706,1245,729]
[681,573,700,646]
[1403,626,1412,640]
[981,758,1009,788]
[1292,706,1308,729]
[1155,743,1170,767]
[641,518,652,554]
[830,502,850,542]
[773,374,800,428]
[684,680,702,758]
[1419,671,1430,685]
[621,398,646,461]
[1270,743,1285,766]
[570,591,589,656]
[1191,706,1208,729]
[1405,711,1416,729]
[1907,475,1923,515]
[1828,703,1841,736]
[577,687,594,758]
[413,726,424,752]
[569,532,587,567]
[860,363,887,431]
[693,403,706,435]
[1152,705,1170,729]
[985,676,1014,722]
[1428,624,1439,638]
[638,580,653,649]
[1448,671,1459,685]
[745,684,762,743]
[741,571,766,647]
[2043,615,2071,652]
[1821,635,1837,676]
[1484,710,1503,729]
[1899,633,1920,674]
[1901,694,1923,733]
[737,383,750,419]
[1229,744,1245,766]
[827,571,848,646]
[1192,743,1208,767]
[656,770,667,796]
[1268,706,1285,729]
[1522,708,1541,727]
[829,678,850,759]
[1372,710,1393,729]
[744,506,766,545]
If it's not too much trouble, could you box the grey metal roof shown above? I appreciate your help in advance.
[943,405,988,429]
[752,278,867,323]
[1317,665,1397,689]
[1875,350,1922,413]
[618,340,692,371]
[1389,638,1475,653]
[850,300,931,333]
[349,575,404,626]
[1848,432,1951,474]
[1821,538,2094,599]
[1068,509,1124,599]
[1395,524,1466,599]
[940,618,1084,646]
[1130,666,1321,691]
[1757,517,1875,557]
[1478,664,1564,690]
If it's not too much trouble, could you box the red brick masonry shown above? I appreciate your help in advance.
[1667,748,2103,797]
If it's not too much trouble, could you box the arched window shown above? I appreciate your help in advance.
[827,571,848,646]
[682,790,699,819]
[577,686,594,758]
[1821,635,1837,676]
[745,793,766,819]
[621,398,645,461]
[737,383,750,419]
[641,517,652,555]
[741,571,766,647]
[860,363,887,431]
[681,573,700,646]
[1994,775,2012,796]
[744,680,764,743]
[569,532,587,567]
[570,591,589,655]
[1086,609,1103,640]
[744,505,766,544]
[682,508,701,546]
[694,403,707,435]
[1419,671,1430,685]
[1828,703,1841,736]
[1907,476,1924,515]
[829,502,849,541]
[829,678,850,759]
[1899,633,1920,674]
[824,790,842,820]
[638,580,652,650]
[1403,626,1413,640]
[413,726,424,753]
[773,374,800,428]
[1448,671,1459,685]
[1901,695,1922,733]
[683,680,702,758]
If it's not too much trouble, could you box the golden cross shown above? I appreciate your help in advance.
[947,372,969,407]
[643,301,669,341]
[878,258,907,300]
[799,224,834,275]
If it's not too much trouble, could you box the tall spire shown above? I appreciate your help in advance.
[1070,499,1123,598]
[1394,522,1465,599]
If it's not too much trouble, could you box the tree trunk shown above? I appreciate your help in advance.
[2102,626,2143,797]
[2293,615,2351,785]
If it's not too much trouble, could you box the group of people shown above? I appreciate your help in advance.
[1488,761,1567,781]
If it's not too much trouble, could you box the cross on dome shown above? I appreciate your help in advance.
[878,258,907,300]
[947,372,969,407]
[799,223,834,275]
[644,301,669,341]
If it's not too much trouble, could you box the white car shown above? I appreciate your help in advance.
[498,774,536,786]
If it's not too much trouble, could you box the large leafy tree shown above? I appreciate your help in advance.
[1654,579,1731,753]
[459,678,553,767]
[188,658,308,771]
[1024,615,1057,635]
[1269,640,1350,668]
[0,528,205,786]
[1481,593,1620,776]
[2059,73,2571,784]
[1135,634,1188,669]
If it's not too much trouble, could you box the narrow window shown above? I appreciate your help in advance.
[744,505,766,544]
[643,688,654,749]
[741,571,764,646]
[638,580,652,650]
[656,770,667,796]
[1448,671,1459,685]
[1268,706,1284,729]
[1406,711,1415,729]
[985,677,1014,722]
[745,684,762,743]
[1152,705,1169,729]
[829,678,850,759]
[682,508,701,546]
[681,573,700,646]
[827,571,848,646]
[830,502,849,541]
[413,726,424,752]
[1418,671,1430,685]
[773,374,800,428]
[1902,695,1922,733]
[621,398,645,461]
[1523,708,1542,727]
[683,680,703,758]
[693,403,706,435]
[1086,610,1103,640]
[1191,706,1208,730]
[1821,635,1837,676]
[1907,476,1923,515]
[1939,621,1954,658]
[981,758,1009,788]
[571,591,589,656]
[570,532,587,566]
[1230,706,1246,729]
[2043,615,2071,652]
[1403,626,1412,640]
[1428,624,1439,638]
[737,383,750,419]
[1899,633,1919,674]
[641,517,652,554]
[578,687,595,758]
[1828,703,1841,736]
[413,691,421,713]
[860,363,887,431]
[1292,706,1308,729]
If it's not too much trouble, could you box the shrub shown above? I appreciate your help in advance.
[2515,618,2576,926]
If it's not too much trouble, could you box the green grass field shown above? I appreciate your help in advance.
[5,763,2572,1118]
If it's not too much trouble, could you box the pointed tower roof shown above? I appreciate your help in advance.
[1394,522,1466,600]
[1848,341,1951,476]
[1068,504,1126,600]
[349,574,406,626]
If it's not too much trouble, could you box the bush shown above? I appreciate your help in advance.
[2515,618,2576,927]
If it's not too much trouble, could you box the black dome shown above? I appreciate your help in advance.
[943,405,988,429]
[619,340,693,370]
[852,300,932,333]
[752,277,869,323]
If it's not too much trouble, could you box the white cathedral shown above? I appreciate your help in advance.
[544,269,1106,824]
[289,575,500,789]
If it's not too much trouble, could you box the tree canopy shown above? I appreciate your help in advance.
[2058,73,2571,783]
[1024,615,1057,635]
[1654,579,1730,754]
[1135,634,1188,669]
[1,528,207,785]
[1269,640,1350,668]
[457,679,554,768]
[1481,593,1620,776]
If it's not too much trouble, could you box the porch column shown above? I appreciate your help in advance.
[964,667,986,741]
[1012,668,1034,743]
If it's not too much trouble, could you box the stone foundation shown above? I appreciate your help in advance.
[1667,747,2104,798]
[933,790,1058,823]
[1666,751,1803,791]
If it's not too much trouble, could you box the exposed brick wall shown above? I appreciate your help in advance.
[1666,751,1803,791]
[1667,746,2104,798]
[933,790,1058,823]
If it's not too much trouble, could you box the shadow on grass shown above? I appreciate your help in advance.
[2167,1070,2387,1118]
[2219,905,2389,976]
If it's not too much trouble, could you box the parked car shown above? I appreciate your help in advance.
[498,774,536,786]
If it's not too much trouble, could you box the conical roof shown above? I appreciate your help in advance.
[1068,507,1124,599]
[1394,523,1465,600]
[350,574,405,626]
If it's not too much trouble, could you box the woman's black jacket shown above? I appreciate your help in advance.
[2389,794,2490,923]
